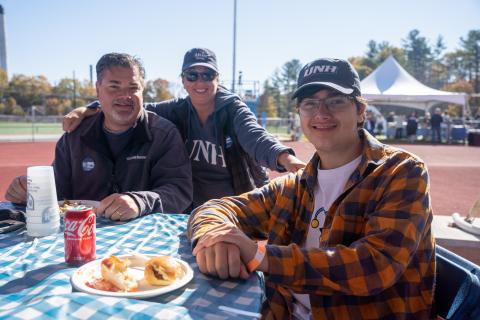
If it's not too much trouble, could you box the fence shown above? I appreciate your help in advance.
[0,115,64,123]
[0,115,297,141]
[0,115,63,140]
[264,117,298,141]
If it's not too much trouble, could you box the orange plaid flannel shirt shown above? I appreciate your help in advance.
[188,130,435,319]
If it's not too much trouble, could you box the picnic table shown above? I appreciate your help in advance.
[0,207,264,319]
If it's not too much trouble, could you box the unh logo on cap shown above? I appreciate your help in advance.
[303,65,338,77]
[194,52,209,60]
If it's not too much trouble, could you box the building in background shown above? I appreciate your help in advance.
[0,5,7,74]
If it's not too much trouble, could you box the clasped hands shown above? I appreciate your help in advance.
[96,193,140,221]
[192,223,259,280]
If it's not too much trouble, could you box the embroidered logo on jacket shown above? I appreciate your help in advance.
[225,136,233,148]
[126,155,147,161]
[82,157,95,171]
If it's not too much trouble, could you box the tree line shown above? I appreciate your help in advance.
[0,72,172,116]
[0,29,478,118]
[257,29,480,118]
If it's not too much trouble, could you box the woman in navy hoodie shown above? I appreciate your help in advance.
[64,48,305,209]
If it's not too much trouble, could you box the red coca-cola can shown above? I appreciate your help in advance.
[64,206,96,265]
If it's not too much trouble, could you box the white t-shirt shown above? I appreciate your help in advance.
[292,155,362,320]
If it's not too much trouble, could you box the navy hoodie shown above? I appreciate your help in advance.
[90,86,293,208]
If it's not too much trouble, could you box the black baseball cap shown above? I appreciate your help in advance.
[292,58,361,100]
[182,48,218,73]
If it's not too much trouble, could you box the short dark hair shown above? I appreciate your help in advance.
[355,96,368,128]
[96,53,145,83]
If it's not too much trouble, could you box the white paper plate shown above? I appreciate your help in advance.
[452,212,480,236]
[71,254,194,298]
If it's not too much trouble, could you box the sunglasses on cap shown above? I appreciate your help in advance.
[182,70,217,82]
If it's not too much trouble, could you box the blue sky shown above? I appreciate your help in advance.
[2,0,479,92]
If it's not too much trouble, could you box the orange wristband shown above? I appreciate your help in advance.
[246,242,266,273]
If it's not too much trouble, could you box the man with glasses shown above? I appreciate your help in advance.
[64,48,305,209]
[188,58,435,319]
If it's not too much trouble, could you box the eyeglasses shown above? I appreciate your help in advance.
[182,71,217,82]
[297,95,354,116]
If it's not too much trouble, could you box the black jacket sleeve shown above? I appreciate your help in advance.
[52,133,73,200]
[124,125,193,214]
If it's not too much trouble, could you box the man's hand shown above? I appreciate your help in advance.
[97,193,140,221]
[63,106,98,132]
[278,152,306,173]
[194,242,250,279]
[5,175,27,204]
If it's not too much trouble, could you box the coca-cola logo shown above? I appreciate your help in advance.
[65,215,95,238]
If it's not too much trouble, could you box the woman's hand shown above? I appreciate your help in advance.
[278,152,306,173]
[63,106,98,132]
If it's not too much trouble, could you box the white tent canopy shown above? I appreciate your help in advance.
[361,56,468,113]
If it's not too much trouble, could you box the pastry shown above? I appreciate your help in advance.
[100,256,138,292]
[144,256,184,286]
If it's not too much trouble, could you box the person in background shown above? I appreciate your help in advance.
[364,109,376,136]
[287,112,294,136]
[406,111,418,143]
[424,111,431,126]
[63,48,305,209]
[394,113,405,139]
[291,112,302,141]
[386,111,394,123]
[443,111,451,144]
[188,58,435,319]
[386,111,395,139]
[431,107,443,144]
[6,53,193,220]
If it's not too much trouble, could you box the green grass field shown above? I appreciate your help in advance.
[0,122,63,135]
[0,121,297,141]
[0,121,289,136]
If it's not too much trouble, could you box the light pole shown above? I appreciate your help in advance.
[72,71,77,108]
[31,105,36,142]
[231,0,237,93]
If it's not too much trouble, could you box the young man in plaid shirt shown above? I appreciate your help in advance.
[188,58,435,319]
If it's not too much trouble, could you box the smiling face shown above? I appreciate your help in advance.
[96,66,144,132]
[182,66,218,109]
[298,88,366,169]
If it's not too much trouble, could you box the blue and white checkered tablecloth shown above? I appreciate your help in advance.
[0,209,264,319]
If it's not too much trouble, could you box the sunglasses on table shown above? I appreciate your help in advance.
[297,95,355,116]
[182,71,218,82]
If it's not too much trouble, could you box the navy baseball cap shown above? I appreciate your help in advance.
[292,58,361,99]
[182,48,218,73]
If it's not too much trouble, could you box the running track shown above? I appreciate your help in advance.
[1,140,479,216]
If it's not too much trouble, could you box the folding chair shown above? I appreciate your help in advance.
[435,245,480,319]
